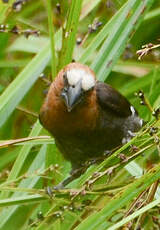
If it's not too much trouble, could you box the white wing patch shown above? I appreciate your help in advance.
[130,106,143,127]
[130,106,135,116]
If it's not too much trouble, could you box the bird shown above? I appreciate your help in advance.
[39,62,143,188]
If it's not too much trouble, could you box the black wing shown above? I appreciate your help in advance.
[96,81,133,117]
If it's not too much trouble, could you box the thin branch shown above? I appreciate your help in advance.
[137,43,160,60]
[0,136,51,148]
[16,106,38,118]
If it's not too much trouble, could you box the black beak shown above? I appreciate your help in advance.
[61,79,83,112]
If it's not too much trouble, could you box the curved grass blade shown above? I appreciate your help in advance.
[0,42,51,128]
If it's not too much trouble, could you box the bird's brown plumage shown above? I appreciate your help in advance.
[40,62,142,185]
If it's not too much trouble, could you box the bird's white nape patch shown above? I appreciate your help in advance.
[66,68,95,91]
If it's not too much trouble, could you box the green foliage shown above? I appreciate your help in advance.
[0,0,160,229]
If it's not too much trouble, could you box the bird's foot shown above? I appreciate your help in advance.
[45,166,88,198]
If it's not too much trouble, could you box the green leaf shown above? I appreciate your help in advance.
[144,7,160,21]
[0,43,51,128]
[59,0,83,69]
[79,2,126,64]
[91,0,154,81]
[80,0,101,20]
[0,0,15,23]
[0,194,46,207]
[8,36,49,53]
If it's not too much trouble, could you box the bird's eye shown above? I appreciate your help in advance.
[63,72,69,87]
[72,85,75,88]
[63,72,67,80]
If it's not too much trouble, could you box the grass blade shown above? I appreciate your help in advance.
[91,0,154,81]
[59,0,83,69]
[0,0,15,23]
[0,194,46,207]
[0,145,46,229]
[79,2,126,64]
[0,42,51,128]
[0,121,42,199]
[80,0,101,20]
[108,196,160,230]
[75,163,160,230]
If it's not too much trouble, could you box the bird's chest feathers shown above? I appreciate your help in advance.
[46,93,98,136]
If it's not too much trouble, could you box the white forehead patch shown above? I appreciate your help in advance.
[66,68,95,91]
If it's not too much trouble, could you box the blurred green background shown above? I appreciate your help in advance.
[0,0,160,229]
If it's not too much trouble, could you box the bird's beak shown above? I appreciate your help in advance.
[61,79,83,112]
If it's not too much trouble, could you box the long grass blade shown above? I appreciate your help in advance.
[59,0,83,69]
[91,0,154,81]
[0,42,51,128]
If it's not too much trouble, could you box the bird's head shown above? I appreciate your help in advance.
[60,63,96,112]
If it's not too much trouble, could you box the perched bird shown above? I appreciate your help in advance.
[39,62,143,187]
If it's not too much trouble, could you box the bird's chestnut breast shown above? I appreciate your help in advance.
[40,78,99,137]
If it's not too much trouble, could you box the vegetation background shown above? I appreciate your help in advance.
[0,0,160,229]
